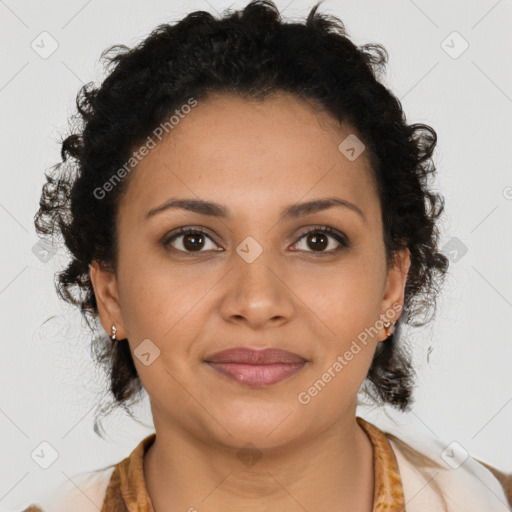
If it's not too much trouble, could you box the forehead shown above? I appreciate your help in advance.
[121,92,379,223]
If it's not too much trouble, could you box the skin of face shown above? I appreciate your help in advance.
[90,91,411,511]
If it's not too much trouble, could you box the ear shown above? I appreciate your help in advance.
[378,247,411,341]
[89,260,127,340]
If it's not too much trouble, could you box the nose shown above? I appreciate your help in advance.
[218,249,295,329]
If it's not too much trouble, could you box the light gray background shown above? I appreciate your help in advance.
[1,0,511,510]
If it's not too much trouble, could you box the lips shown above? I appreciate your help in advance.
[205,347,307,364]
[204,347,307,388]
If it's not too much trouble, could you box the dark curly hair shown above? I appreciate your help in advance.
[34,0,449,437]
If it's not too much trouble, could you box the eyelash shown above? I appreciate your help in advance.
[162,225,349,256]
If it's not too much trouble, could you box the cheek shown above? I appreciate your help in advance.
[306,257,384,333]
[120,280,200,345]
[116,243,194,337]
[116,256,215,383]
[117,266,202,398]
[298,258,384,390]
[296,340,376,422]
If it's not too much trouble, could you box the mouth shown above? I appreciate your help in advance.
[205,361,307,388]
[203,347,308,388]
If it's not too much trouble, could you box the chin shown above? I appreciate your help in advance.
[205,403,310,450]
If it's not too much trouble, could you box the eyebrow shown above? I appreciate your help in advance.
[145,196,366,223]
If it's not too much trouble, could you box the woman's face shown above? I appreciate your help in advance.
[91,92,410,450]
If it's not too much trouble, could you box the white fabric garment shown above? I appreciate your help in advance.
[387,435,511,511]
[27,430,511,512]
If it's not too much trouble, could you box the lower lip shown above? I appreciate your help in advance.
[205,362,306,388]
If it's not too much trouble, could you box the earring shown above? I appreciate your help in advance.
[383,320,395,338]
[110,325,117,342]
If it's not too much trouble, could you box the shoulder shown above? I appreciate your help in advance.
[22,465,116,512]
[385,429,512,511]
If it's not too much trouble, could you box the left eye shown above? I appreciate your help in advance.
[291,226,348,254]
[162,226,348,254]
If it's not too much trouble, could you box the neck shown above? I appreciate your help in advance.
[144,411,375,512]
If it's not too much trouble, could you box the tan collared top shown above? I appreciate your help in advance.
[98,416,405,511]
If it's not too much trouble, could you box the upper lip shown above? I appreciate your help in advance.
[204,347,307,365]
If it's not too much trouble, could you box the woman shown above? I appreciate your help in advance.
[24,1,512,510]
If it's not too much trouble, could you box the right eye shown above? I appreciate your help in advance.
[162,227,222,254]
